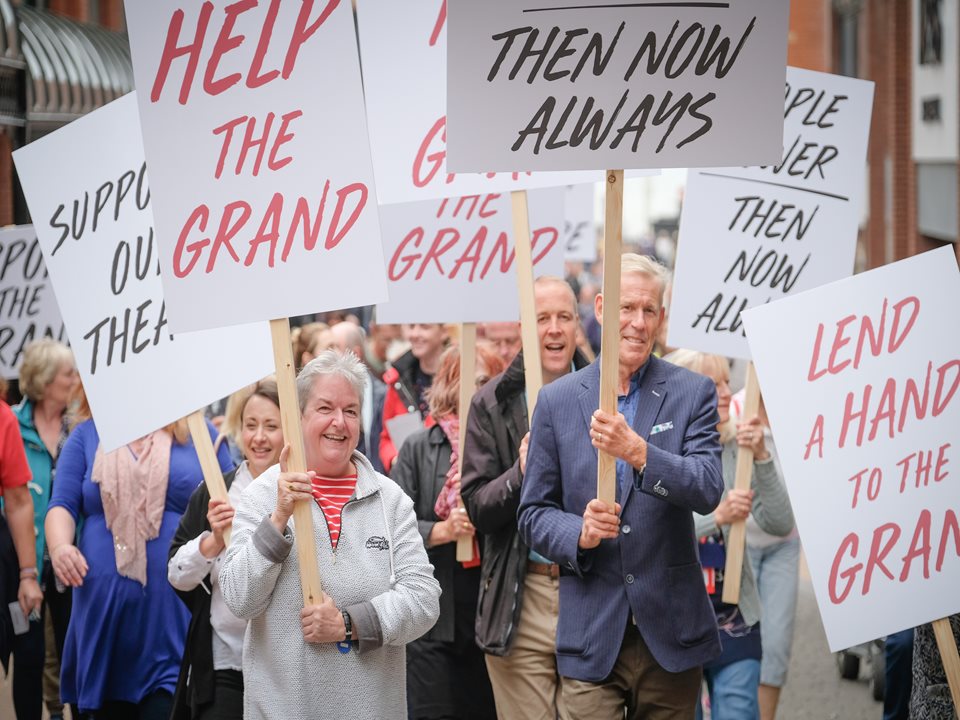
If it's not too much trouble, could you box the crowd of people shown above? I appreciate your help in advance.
[0,254,956,719]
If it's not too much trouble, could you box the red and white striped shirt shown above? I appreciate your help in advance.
[311,474,358,549]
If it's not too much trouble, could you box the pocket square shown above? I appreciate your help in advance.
[650,421,674,435]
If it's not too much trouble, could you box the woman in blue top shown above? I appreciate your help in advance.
[44,396,232,719]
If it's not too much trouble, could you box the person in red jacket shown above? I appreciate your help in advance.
[379,324,448,473]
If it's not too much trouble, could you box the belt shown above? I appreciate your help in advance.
[526,560,560,578]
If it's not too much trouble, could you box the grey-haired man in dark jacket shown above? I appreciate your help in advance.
[461,276,589,719]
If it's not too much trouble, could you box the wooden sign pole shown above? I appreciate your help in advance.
[185,411,231,547]
[933,618,960,717]
[270,318,323,606]
[596,170,624,507]
[511,190,543,422]
[722,362,760,605]
[456,323,478,562]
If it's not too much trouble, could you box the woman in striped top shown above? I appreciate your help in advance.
[218,350,440,719]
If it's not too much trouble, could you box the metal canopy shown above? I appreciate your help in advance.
[18,5,131,137]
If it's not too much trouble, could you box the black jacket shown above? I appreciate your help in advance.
[392,423,478,643]
[168,469,237,720]
[460,350,589,655]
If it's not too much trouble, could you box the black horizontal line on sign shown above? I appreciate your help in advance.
[698,172,851,202]
[524,2,730,12]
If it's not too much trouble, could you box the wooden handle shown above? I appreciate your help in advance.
[186,411,231,547]
[933,617,960,717]
[270,318,323,605]
[511,189,543,424]
[722,362,760,605]
[456,323,477,563]
[596,170,624,506]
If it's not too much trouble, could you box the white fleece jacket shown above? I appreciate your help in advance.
[219,451,440,720]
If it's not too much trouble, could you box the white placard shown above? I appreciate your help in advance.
[446,0,790,172]
[563,183,597,262]
[377,188,565,323]
[0,227,66,380]
[670,68,875,359]
[742,247,960,652]
[13,94,274,452]
[125,0,387,333]
[356,0,605,204]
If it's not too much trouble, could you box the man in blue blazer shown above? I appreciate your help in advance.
[518,254,724,719]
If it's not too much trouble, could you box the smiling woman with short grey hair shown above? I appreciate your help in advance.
[219,349,440,719]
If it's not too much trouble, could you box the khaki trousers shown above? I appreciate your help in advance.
[562,621,702,720]
[485,573,568,720]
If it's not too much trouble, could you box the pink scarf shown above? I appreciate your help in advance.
[434,416,481,568]
[92,430,171,585]
[434,416,460,520]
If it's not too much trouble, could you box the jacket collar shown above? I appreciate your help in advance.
[351,450,385,500]
[494,348,592,406]
[13,398,38,435]
[577,355,667,436]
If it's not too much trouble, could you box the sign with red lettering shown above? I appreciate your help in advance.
[670,68,874,359]
[125,0,387,333]
[563,184,597,263]
[356,0,602,204]
[741,247,960,651]
[13,94,274,452]
[0,226,66,380]
[377,188,565,323]
[446,0,789,172]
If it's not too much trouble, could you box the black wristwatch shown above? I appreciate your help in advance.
[342,610,353,642]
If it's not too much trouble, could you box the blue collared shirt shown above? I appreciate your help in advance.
[616,360,650,501]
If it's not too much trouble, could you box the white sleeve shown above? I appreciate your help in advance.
[167,534,215,591]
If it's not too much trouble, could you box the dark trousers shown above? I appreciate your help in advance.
[883,629,914,720]
[11,610,44,720]
[82,690,174,720]
[13,565,75,720]
[196,670,244,720]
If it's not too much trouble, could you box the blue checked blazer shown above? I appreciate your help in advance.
[518,355,724,680]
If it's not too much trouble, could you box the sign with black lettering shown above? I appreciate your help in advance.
[446,0,789,172]
[356,0,602,204]
[563,184,596,262]
[0,226,66,380]
[670,68,875,359]
[742,247,960,651]
[13,94,273,451]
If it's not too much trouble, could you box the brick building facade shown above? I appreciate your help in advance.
[788,0,959,269]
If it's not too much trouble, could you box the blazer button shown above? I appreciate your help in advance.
[622,524,631,534]
[625,574,635,584]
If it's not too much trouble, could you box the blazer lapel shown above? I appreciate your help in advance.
[620,357,667,510]
[577,362,601,436]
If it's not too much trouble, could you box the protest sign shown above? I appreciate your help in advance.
[563,183,597,263]
[741,247,960,651]
[125,0,387,333]
[13,93,273,452]
[356,0,605,205]
[0,227,66,380]
[446,0,790,173]
[670,68,875,359]
[376,188,565,323]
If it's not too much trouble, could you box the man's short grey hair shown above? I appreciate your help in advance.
[620,253,670,305]
[297,349,367,413]
[534,275,578,314]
